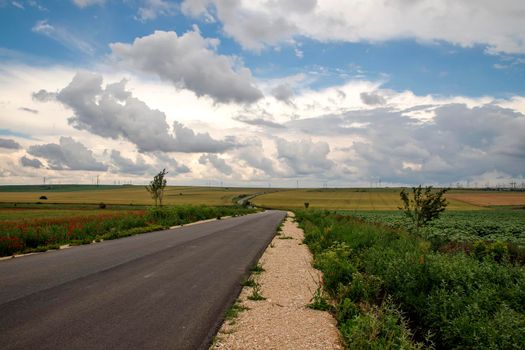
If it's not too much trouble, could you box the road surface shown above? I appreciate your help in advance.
[0,210,286,350]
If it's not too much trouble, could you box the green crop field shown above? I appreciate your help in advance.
[251,188,485,210]
[347,209,525,244]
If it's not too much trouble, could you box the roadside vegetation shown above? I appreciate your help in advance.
[0,205,256,257]
[296,188,525,349]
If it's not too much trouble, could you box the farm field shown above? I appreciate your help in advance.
[0,185,268,206]
[252,188,488,210]
[347,209,525,245]
[0,205,256,257]
[447,191,525,207]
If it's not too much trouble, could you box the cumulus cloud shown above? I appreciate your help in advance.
[276,138,334,175]
[151,152,191,174]
[27,136,107,171]
[199,153,233,175]
[289,104,525,184]
[236,142,279,177]
[20,156,43,168]
[110,29,263,103]
[109,150,152,175]
[272,83,294,102]
[56,72,237,153]
[32,89,57,102]
[182,0,525,54]
[360,91,386,106]
[0,138,22,149]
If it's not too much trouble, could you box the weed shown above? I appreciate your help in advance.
[241,277,257,287]
[307,285,331,311]
[224,300,249,324]
[278,235,293,240]
[250,263,265,274]
[248,282,266,301]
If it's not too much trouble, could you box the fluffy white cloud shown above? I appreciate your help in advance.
[182,0,525,54]
[53,72,237,153]
[199,153,232,175]
[28,136,107,171]
[276,138,334,175]
[110,29,263,103]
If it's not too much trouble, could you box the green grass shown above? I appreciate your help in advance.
[249,263,265,274]
[296,210,525,349]
[247,282,266,301]
[224,300,249,324]
[344,209,525,245]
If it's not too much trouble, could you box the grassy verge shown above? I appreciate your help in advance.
[296,210,525,349]
[0,205,256,257]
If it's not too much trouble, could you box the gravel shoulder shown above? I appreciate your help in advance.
[212,212,342,349]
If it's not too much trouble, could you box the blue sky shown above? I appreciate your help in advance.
[0,0,524,186]
[2,0,524,97]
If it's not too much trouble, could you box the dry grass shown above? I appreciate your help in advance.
[0,186,267,206]
[447,192,525,206]
[252,189,483,210]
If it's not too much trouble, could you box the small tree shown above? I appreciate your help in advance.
[304,202,310,209]
[145,169,168,206]
[399,185,448,233]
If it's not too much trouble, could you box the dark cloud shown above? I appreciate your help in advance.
[152,152,191,174]
[237,141,278,177]
[199,153,233,175]
[360,91,386,105]
[271,83,294,102]
[287,103,525,184]
[20,156,43,168]
[57,72,237,153]
[233,115,285,129]
[19,107,38,114]
[32,89,57,102]
[110,150,151,175]
[27,136,107,171]
[0,138,21,149]
[276,138,334,175]
[110,29,263,103]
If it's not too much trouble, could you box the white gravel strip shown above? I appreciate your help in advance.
[212,212,342,349]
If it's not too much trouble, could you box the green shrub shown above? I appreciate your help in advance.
[296,209,525,349]
[339,299,424,349]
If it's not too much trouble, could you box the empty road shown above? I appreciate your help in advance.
[0,210,286,350]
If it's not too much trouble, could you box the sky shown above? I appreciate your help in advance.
[0,0,524,187]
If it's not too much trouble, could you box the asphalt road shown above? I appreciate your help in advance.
[0,210,286,350]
